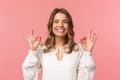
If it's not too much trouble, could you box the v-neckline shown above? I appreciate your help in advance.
[55,47,65,61]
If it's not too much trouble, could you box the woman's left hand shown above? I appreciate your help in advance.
[80,31,97,52]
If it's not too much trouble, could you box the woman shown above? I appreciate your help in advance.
[22,8,97,80]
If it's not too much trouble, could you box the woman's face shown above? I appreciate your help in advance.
[52,12,69,38]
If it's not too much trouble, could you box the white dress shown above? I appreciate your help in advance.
[22,43,96,80]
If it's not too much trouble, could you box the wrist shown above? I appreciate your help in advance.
[83,49,92,52]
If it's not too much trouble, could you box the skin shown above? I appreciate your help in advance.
[24,13,97,52]
[24,29,41,51]
[80,31,97,52]
[52,12,69,47]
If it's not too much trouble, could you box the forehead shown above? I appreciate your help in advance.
[54,12,67,20]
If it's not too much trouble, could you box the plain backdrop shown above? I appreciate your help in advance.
[0,0,120,80]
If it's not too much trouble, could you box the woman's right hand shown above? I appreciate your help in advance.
[24,29,41,51]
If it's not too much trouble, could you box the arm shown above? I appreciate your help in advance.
[77,30,97,80]
[22,50,42,80]
[77,51,96,80]
[22,29,42,80]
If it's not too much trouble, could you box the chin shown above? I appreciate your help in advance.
[55,34,67,38]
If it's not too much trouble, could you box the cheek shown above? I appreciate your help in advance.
[64,23,68,28]
[52,25,56,33]
[65,25,69,31]
[52,23,56,29]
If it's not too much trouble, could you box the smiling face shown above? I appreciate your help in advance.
[52,12,69,38]
[45,8,75,53]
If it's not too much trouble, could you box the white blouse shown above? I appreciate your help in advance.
[22,43,96,80]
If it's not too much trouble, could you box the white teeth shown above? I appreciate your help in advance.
[57,29,64,32]
[56,28,65,33]
[56,29,65,32]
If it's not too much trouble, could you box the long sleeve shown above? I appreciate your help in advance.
[77,50,96,80]
[22,49,42,80]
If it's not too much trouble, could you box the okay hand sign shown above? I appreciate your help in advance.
[24,29,41,51]
[80,31,97,52]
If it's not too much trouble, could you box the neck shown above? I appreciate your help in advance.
[55,36,66,47]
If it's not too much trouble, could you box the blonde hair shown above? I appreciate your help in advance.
[44,8,78,53]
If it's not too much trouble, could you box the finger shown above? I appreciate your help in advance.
[39,36,42,43]
[27,32,32,40]
[80,37,86,41]
[87,30,92,39]
[90,37,97,52]
[29,29,34,38]
[80,39,83,43]
[80,38,84,43]
[39,38,42,45]
[80,39,86,44]
[24,36,30,42]
[34,35,38,41]
[82,39,86,44]
[90,32,94,41]
[92,36,97,46]
[92,33,96,41]
[83,37,86,40]
[32,29,34,35]
[37,36,41,42]
[27,32,32,39]
[80,38,84,41]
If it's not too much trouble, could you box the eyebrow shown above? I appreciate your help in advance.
[53,19,68,21]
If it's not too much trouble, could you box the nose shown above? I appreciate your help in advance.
[58,22,63,27]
